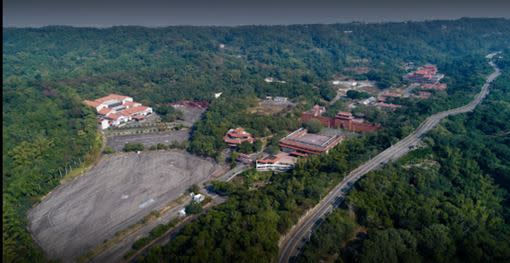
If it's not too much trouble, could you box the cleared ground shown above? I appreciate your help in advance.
[174,105,207,127]
[106,130,189,151]
[248,100,294,115]
[28,150,222,262]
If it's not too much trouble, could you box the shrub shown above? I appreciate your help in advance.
[123,143,144,152]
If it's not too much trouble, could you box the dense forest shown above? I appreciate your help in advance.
[296,50,510,263]
[3,18,510,262]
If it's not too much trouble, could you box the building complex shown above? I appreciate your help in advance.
[300,105,381,133]
[403,64,444,84]
[84,93,153,129]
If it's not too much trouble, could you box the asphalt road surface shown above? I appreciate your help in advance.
[278,54,501,263]
[28,150,222,262]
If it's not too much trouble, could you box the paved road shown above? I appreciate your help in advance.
[278,53,501,263]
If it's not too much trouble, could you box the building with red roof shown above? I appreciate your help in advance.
[301,105,381,132]
[83,93,153,129]
[223,128,256,146]
[256,152,297,172]
[404,64,444,84]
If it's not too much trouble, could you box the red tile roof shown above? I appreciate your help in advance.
[119,106,149,116]
[94,94,131,104]
[123,101,141,107]
[98,108,112,115]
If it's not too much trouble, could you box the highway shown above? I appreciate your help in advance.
[278,53,501,263]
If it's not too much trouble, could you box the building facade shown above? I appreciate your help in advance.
[301,106,381,132]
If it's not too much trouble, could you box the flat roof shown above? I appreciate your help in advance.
[280,128,343,153]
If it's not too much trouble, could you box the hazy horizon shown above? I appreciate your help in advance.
[4,0,510,27]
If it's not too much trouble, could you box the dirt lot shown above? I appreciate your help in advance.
[106,129,190,151]
[249,100,294,115]
[173,104,207,127]
[28,150,222,262]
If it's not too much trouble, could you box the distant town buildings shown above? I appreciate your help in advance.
[420,83,447,91]
[256,152,297,172]
[265,96,288,103]
[403,64,444,84]
[415,91,432,99]
[83,94,153,129]
[279,128,343,156]
[223,128,256,146]
[300,105,381,133]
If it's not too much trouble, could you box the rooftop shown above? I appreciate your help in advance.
[280,128,343,150]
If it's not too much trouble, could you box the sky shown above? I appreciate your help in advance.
[3,0,510,27]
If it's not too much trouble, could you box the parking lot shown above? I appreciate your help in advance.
[28,150,222,262]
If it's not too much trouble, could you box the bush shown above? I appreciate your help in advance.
[123,143,144,152]
[103,146,115,154]
[238,141,254,154]
[185,202,203,214]
[302,119,323,134]
[346,90,371,100]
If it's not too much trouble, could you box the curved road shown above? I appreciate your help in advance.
[279,53,501,263]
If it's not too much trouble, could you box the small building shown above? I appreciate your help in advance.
[256,152,297,172]
[279,128,343,156]
[361,96,377,105]
[192,194,205,203]
[178,208,186,217]
[223,128,255,146]
[274,96,288,103]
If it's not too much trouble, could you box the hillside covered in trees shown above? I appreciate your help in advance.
[3,18,510,262]
[296,49,510,263]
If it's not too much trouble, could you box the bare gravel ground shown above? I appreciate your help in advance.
[28,150,221,262]
[106,130,190,151]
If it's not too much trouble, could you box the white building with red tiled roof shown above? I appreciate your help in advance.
[83,93,153,129]
[223,127,255,146]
